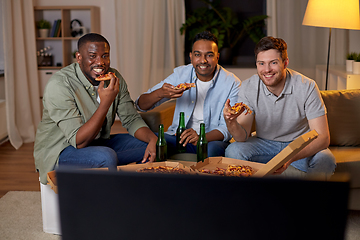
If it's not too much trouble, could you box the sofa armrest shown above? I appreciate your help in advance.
[139,100,176,133]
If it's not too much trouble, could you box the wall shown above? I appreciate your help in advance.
[33,0,360,84]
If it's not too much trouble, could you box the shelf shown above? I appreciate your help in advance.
[34,6,100,113]
[34,6,100,69]
[316,65,360,90]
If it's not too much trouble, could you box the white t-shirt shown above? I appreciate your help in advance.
[187,79,212,134]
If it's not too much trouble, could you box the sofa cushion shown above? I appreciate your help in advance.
[330,146,360,188]
[139,100,176,133]
[320,89,360,146]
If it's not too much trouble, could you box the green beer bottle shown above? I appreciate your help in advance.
[156,124,167,162]
[197,123,208,162]
[176,112,186,153]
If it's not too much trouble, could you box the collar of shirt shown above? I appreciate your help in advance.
[191,64,220,86]
[261,69,293,99]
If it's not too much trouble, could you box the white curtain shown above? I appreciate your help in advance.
[2,0,41,149]
[274,0,348,89]
[114,0,185,100]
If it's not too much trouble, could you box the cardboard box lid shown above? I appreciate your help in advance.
[189,130,318,178]
[253,130,318,177]
[47,170,58,194]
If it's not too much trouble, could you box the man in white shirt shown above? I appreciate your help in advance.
[136,31,241,157]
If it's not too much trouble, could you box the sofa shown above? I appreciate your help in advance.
[139,89,360,210]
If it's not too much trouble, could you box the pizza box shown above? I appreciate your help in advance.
[117,161,195,174]
[47,170,58,194]
[190,130,319,177]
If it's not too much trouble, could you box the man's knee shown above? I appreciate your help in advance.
[97,148,118,167]
[308,149,336,174]
[225,142,245,159]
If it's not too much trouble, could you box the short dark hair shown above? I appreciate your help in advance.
[254,36,288,62]
[77,33,110,51]
[192,31,218,50]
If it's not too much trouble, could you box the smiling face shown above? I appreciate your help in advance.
[256,49,289,96]
[189,39,219,82]
[76,41,110,86]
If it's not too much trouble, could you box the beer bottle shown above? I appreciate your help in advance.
[176,112,186,153]
[197,123,208,162]
[156,124,167,162]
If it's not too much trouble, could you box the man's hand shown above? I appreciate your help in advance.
[179,128,199,146]
[159,83,188,99]
[273,160,292,175]
[142,138,157,163]
[223,99,242,122]
[98,73,120,106]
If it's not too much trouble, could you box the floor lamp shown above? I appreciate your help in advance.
[302,0,360,90]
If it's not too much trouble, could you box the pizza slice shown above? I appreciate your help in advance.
[95,72,115,81]
[228,102,252,115]
[174,82,196,90]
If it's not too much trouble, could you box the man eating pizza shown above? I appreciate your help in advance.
[34,33,157,185]
[223,36,336,176]
[135,31,241,158]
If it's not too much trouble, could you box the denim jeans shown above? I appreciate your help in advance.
[163,133,229,157]
[58,134,148,169]
[225,136,336,174]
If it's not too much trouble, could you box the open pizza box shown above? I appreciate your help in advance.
[117,161,195,174]
[46,130,318,192]
[190,130,319,177]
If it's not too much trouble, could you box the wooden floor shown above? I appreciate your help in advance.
[0,141,40,198]
[0,121,127,198]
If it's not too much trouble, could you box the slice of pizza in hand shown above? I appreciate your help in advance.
[95,72,115,81]
[174,82,196,90]
[228,102,253,115]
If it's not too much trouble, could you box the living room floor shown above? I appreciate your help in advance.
[0,120,359,239]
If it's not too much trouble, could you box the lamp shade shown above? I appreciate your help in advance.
[302,0,360,30]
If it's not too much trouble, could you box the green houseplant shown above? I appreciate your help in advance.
[346,52,357,61]
[180,0,268,64]
[353,53,360,74]
[346,52,357,72]
[36,19,51,29]
[36,19,51,38]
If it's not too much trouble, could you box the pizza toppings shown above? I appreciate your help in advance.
[228,102,252,115]
[137,166,189,174]
[95,72,115,81]
[199,165,255,177]
[174,82,196,90]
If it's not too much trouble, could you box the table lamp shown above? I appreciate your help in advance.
[302,0,360,90]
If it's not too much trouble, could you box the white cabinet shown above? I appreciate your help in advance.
[38,69,58,98]
[0,75,6,140]
[316,65,360,90]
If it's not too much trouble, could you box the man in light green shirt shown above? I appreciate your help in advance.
[34,33,157,184]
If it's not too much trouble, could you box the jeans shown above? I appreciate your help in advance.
[58,134,148,169]
[225,136,336,174]
[163,133,229,157]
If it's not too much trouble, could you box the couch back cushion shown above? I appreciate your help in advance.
[320,89,360,146]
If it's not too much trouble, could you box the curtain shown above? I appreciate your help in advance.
[2,0,41,149]
[114,0,185,100]
[274,0,348,89]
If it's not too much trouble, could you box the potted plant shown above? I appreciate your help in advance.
[353,53,360,74]
[36,19,51,38]
[180,0,268,65]
[346,52,357,72]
